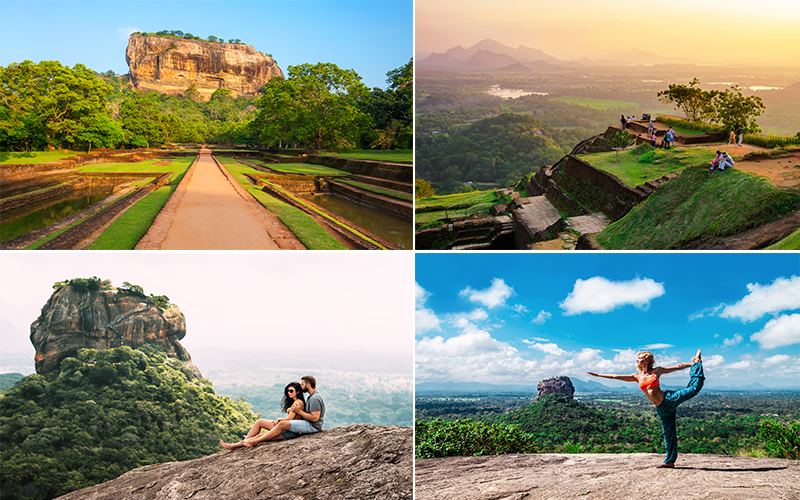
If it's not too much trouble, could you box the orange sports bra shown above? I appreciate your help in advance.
[639,374,660,391]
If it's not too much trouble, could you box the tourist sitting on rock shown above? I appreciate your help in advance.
[587,350,704,468]
[220,376,326,449]
[220,381,305,450]
[718,152,735,171]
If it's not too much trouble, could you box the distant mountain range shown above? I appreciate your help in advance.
[416,379,799,393]
[417,39,800,71]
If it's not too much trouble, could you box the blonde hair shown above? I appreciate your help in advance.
[637,351,655,371]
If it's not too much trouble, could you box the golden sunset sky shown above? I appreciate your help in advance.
[416,0,800,64]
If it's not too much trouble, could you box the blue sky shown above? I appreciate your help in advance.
[416,253,800,389]
[0,0,412,89]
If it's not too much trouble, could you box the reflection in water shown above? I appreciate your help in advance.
[298,193,412,249]
[1,193,109,243]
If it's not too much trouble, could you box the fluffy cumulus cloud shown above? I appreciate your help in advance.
[750,314,800,349]
[559,276,666,316]
[459,278,514,309]
[704,354,725,368]
[723,333,744,347]
[531,310,553,325]
[728,360,752,370]
[763,354,791,366]
[640,343,674,350]
[523,341,566,356]
[415,282,441,334]
[513,304,530,314]
[721,275,800,323]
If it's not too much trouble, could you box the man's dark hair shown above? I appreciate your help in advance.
[301,375,316,389]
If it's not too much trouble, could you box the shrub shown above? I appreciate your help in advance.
[415,418,538,458]
[759,419,800,459]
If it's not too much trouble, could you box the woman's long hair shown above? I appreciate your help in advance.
[281,382,305,413]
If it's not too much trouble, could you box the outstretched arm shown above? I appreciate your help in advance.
[655,363,692,375]
[586,372,637,382]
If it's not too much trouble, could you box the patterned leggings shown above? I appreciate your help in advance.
[654,362,704,464]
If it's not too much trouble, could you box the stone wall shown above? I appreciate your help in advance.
[307,156,413,183]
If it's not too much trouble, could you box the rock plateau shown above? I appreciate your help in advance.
[125,34,283,100]
[30,282,200,377]
[416,453,799,500]
[534,375,575,401]
[56,424,412,500]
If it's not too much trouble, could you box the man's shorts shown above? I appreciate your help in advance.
[282,419,320,440]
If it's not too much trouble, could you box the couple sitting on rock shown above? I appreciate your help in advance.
[220,375,326,450]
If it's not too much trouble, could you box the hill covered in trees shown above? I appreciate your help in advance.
[415,113,587,194]
[0,345,256,500]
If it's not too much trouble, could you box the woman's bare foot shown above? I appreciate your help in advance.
[242,438,257,448]
[693,349,702,364]
[220,440,238,450]
[657,462,675,468]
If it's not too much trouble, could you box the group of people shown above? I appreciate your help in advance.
[588,349,704,467]
[710,150,735,171]
[220,375,326,450]
[728,126,745,146]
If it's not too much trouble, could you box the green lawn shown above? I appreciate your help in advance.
[317,150,412,163]
[262,162,350,176]
[766,228,800,250]
[416,190,501,210]
[88,184,179,250]
[337,180,413,202]
[579,145,718,188]
[77,158,194,182]
[550,96,639,111]
[222,162,348,250]
[596,166,800,249]
[0,151,80,164]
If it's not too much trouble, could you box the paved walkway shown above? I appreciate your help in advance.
[136,151,304,250]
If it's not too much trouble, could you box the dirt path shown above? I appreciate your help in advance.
[136,151,304,250]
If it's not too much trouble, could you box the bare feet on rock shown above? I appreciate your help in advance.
[220,440,237,450]
[693,349,702,364]
[657,462,675,468]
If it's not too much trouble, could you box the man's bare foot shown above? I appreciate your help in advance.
[220,440,237,450]
[657,462,675,468]
[693,349,702,364]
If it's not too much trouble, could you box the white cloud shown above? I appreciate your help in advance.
[721,275,800,323]
[688,304,725,321]
[531,310,552,325]
[513,304,529,314]
[559,276,666,315]
[750,314,800,349]
[704,354,725,368]
[640,343,674,350]
[416,330,508,357]
[729,360,752,370]
[415,282,441,335]
[763,354,791,366]
[524,341,566,356]
[723,333,744,347]
[459,278,514,309]
[118,26,138,40]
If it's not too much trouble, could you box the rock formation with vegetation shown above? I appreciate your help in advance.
[126,33,283,100]
[30,277,200,378]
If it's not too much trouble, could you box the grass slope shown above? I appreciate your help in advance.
[579,145,717,188]
[597,165,800,249]
[0,151,80,164]
[317,149,412,162]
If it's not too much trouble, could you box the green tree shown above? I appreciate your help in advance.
[363,59,413,149]
[253,62,370,150]
[611,130,635,162]
[119,91,166,148]
[712,85,765,133]
[415,179,436,199]
[0,60,115,150]
[657,78,718,123]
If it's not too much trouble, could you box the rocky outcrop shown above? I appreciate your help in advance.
[126,34,283,100]
[56,424,412,500]
[416,453,800,500]
[30,283,200,377]
[534,376,575,401]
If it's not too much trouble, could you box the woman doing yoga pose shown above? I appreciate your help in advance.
[220,382,305,450]
[587,349,704,468]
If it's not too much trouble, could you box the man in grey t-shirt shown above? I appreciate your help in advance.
[231,375,325,445]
